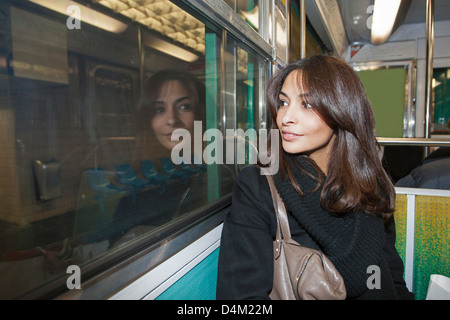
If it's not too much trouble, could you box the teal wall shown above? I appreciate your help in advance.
[156,248,220,300]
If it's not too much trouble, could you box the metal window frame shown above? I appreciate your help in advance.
[12,0,283,300]
[352,60,417,138]
[178,0,274,61]
[53,198,230,300]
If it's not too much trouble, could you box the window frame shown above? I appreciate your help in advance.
[1,0,283,299]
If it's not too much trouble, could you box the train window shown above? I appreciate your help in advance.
[355,61,416,138]
[0,0,271,299]
[288,0,329,62]
[432,68,450,135]
[223,0,262,33]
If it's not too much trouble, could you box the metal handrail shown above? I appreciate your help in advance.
[377,137,450,147]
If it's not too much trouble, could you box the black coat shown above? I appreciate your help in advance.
[396,148,450,190]
[216,165,413,300]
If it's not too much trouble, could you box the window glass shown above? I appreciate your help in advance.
[223,0,261,33]
[432,68,450,135]
[235,46,268,164]
[0,0,269,299]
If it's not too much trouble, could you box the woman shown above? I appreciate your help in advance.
[137,69,205,152]
[216,55,414,300]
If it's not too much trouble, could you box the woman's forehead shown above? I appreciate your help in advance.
[156,80,190,99]
[282,70,308,95]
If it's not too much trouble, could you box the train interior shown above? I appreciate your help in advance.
[0,0,448,300]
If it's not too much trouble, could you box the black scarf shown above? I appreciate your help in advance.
[273,156,398,299]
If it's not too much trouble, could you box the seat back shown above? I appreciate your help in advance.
[394,188,450,300]
[161,157,176,174]
[141,160,157,177]
[115,163,136,183]
[86,168,110,190]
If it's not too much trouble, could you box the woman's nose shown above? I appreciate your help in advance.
[166,107,180,126]
[281,105,297,125]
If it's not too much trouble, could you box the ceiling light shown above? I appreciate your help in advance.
[370,0,401,45]
[143,32,199,63]
[29,0,128,33]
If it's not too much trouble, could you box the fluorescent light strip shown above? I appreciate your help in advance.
[370,0,401,45]
[29,0,128,33]
[143,32,199,63]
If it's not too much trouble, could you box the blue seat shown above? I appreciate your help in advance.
[161,157,189,186]
[178,162,199,175]
[191,154,207,178]
[115,163,152,190]
[140,160,169,193]
[86,168,130,211]
[178,156,206,181]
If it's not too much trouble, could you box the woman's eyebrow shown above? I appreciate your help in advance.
[152,96,191,105]
[278,92,309,98]
[175,96,191,103]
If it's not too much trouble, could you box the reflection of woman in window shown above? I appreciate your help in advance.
[137,69,205,156]
[112,70,206,247]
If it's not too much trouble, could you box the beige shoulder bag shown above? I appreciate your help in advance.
[264,173,347,300]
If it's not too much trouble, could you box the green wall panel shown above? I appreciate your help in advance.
[358,68,406,138]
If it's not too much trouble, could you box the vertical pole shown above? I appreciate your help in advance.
[424,0,434,152]
[404,194,416,292]
[205,32,220,201]
[299,0,306,59]
[286,0,291,63]
[138,27,144,94]
[272,0,277,73]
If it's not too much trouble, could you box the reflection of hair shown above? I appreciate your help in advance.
[447,117,450,131]
[138,69,205,121]
[266,55,395,217]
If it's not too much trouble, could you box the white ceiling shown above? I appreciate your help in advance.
[403,0,450,24]
[336,0,450,45]
[97,0,205,54]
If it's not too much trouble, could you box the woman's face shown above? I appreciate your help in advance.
[151,80,195,150]
[276,70,335,173]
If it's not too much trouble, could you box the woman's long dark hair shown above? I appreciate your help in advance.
[266,55,395,217]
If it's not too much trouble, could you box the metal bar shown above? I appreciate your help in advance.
[404,194,416,292]
[377,137,450,147]
[424,0,435,141]
[299,0,306,59]
[271,0,277,70]
[286,0,291,63]
[138,26,144,94]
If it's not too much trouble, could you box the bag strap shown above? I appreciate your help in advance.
[262,168,292,240]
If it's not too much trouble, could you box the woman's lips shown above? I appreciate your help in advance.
[281,130,303,141]
[168,131,185,141]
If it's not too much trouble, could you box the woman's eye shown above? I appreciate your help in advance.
[302,102,312,109]
[278,99,288,109]
[154,106,165,114]
[178,103,193,112]
[150,101,165,115]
